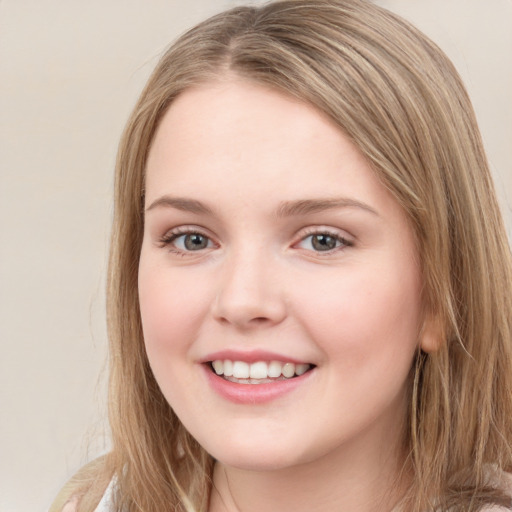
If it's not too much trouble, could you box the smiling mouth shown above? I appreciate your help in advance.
[208,360,315,384]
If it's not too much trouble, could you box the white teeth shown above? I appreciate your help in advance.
[282,362,295,378]
[210,359,312,380]
[232,361,250,379]
[250,361,268,379]
[295,363,309,376]
[212,360,223,375]
[268,360,282,378]
[223,359,233,377]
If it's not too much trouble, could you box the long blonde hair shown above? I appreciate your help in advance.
[64,1,512,510]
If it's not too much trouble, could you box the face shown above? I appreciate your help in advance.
[139,79,427,473]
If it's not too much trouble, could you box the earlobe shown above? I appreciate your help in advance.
[419,315,444,353]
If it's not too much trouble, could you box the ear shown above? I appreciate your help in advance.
[419,313,444,353]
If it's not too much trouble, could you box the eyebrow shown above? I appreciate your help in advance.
[276,198,379,217]
[146,196,214,215]
[145,195,378,217]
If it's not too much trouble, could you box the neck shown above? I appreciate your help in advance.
[209,427,410,512]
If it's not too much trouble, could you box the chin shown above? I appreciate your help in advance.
[215,452,301,472]
[203,435,319,473]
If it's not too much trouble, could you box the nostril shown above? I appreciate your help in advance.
[252,317,269,323]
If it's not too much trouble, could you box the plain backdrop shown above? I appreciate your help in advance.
[1,1,511,511]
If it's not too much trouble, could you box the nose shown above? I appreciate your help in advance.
[211,249,287,329]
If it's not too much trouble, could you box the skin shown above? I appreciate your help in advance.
[138,78,432,512]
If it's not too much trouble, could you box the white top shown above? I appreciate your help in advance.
[93,478,115,512]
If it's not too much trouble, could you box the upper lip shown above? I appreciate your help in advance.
[199,349,311,365]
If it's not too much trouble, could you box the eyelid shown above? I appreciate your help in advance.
[292,226,354,253]
[158,225,218,254]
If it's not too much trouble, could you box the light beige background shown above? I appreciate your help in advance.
[1,1,510,511]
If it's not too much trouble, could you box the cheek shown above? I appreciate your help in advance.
[138,262,211,357]
[291,260,422,365]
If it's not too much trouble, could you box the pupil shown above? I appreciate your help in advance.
[185,234,207,250]
[312,234,336,251]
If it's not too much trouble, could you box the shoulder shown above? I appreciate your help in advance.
[49,479,81,512]
[49,490,79,512]
[61,496,79,512]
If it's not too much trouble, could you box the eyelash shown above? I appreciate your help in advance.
[158,226,353,256]
[158,227,215,257]
[295,228,353,254]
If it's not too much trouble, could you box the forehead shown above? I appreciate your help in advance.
[145,79,388,204]
[149,79,343,164]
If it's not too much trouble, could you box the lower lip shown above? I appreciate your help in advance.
[202,364,314,404]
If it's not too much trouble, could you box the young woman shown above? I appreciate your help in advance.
[51,1,512,511]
